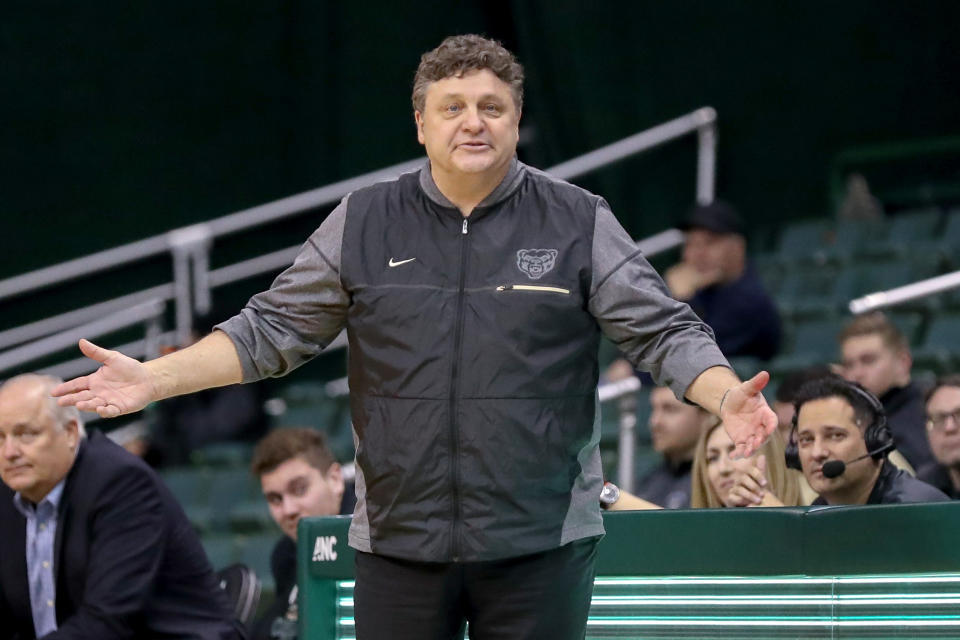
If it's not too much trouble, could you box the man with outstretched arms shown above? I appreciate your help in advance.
[55,34,778,640]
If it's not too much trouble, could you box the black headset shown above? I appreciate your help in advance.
[784,380,894,471]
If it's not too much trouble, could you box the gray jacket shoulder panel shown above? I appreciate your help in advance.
[216,197,350,382]
[588,201,730,399]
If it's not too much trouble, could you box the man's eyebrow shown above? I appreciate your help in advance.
[285,475,309,489]
[436,92,506,102]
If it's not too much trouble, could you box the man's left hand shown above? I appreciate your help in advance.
[720,371,778,459]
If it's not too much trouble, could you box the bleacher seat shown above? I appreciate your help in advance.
[769,317,847,375]
[826,218,887,262]
[235,533,277,593]
[912,313,960,373]
[202,535,238,572]
[776,267,839,319]
[775,218,833,265]
[161,467,213,531]
[275,383,355,463]
[864,207,942,258]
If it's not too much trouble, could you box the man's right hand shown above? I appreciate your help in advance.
[51,339,157,418]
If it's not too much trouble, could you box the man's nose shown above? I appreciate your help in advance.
[461,107,484,132]
[1,439,19,460]
[280,497,299,517]
[810,439,829,461]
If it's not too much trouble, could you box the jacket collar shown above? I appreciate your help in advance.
[865,459,897,505]
[418,156,524,212]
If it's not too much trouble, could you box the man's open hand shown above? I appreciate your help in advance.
[51,339,156,418]
[720,371,778,459]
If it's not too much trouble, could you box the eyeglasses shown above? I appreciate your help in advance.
[927,408,960,433]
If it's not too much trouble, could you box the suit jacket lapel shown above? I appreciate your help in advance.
[54,436,87,581]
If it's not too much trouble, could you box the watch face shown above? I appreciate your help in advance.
[600,483,620,506]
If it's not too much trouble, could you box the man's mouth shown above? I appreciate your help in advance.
[2,464,30,475]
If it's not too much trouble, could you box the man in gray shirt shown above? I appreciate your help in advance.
[54,34,778,640]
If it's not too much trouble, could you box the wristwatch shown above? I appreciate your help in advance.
[599,482,621,509]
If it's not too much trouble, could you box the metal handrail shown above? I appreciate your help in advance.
[0,108,711,371]
[0,299,165,373]
[849,269,960,314]
[548,107,716,204]
[0,157,427,303]
[0,107,716,305]
[0,284,175,351]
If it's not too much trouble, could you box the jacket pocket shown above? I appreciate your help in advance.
[495,284,571,295]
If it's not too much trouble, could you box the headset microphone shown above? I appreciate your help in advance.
[820,444,892,479]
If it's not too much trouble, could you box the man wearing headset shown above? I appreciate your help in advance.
[788,376,947,506]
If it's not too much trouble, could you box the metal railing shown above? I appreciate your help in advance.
[849,269,960,314]
[0,107,716,378]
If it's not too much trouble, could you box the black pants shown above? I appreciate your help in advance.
[353,537,600,640]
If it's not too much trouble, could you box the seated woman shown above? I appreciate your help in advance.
[691,420,801,508]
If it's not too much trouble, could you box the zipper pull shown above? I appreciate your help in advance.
[462,219,468,235]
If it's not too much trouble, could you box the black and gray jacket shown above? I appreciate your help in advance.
[218,158,728,562]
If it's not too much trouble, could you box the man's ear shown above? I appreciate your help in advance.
[64,419,81,449]
[895,347,913,383]
[326,462,345,495]
[414,111,425,145]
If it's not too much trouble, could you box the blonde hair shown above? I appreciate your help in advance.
[690,422,800,508]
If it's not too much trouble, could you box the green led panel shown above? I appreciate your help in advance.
[332,574,960,640]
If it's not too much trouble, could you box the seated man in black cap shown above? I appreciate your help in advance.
[665,201,781,361]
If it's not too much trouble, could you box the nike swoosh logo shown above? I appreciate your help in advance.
[388,257,417,267]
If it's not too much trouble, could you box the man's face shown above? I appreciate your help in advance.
[795,396,874,500]
[682,229,743,283]
[0,381,79,503]
[648,387,705,462]
[414,68,520,182]
[840,334,910,397]
[926,386,960,469]
[260,456,344,541]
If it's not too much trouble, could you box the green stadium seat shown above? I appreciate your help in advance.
[912,313,960,373]
[202,535,238,572]
[861,207,942,258]
[206,469,264,532]
[832,258,940,312]
[826,219,887,262]
[776,267,840,319]
[190,442,255,468]
[274,383,355,462]
[161,467,213,531]
[235,533,278,593]
[769,317,846,375]
[776,218,833,264]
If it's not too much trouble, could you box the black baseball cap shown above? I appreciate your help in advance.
[678,200,745,236]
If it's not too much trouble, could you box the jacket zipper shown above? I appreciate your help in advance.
[448,216,470,561]
[496,284,571,294]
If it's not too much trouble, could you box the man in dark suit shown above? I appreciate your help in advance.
[0,373,242,639]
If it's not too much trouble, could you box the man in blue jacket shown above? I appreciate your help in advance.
[53,34,778,640]
[0,374,241,640]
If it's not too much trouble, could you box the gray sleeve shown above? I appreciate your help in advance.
[588,200,730,399]
[215,197,350,382]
